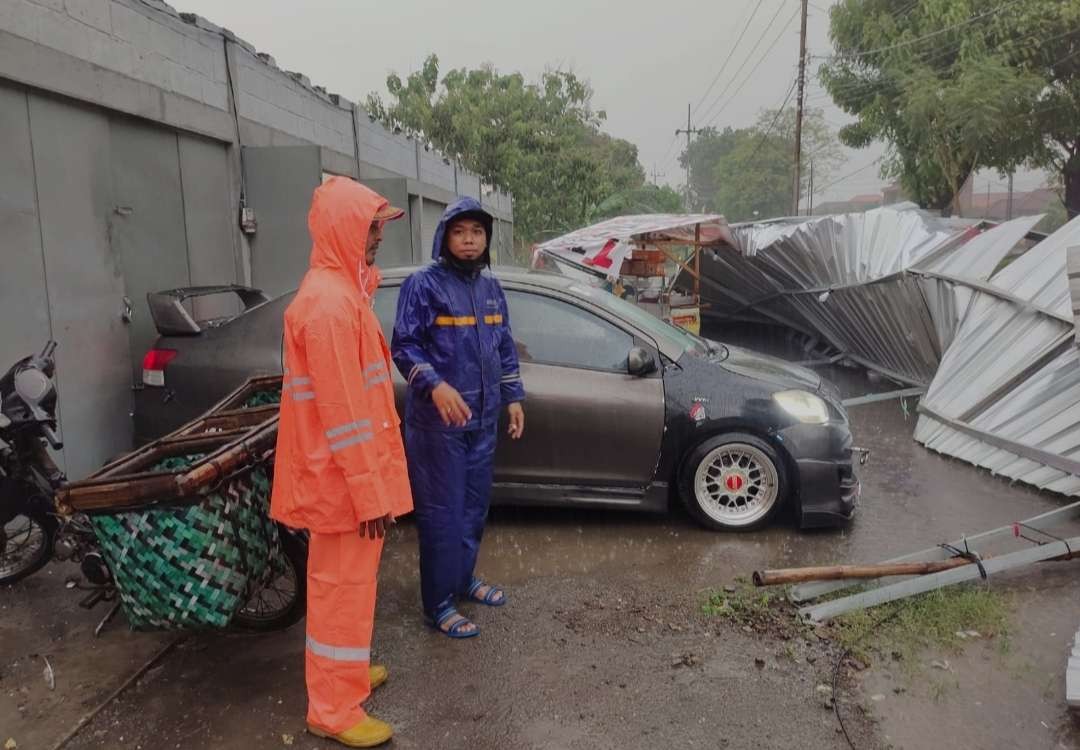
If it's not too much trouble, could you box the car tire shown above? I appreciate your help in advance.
[678,432,788,532]
[232,526,307,631]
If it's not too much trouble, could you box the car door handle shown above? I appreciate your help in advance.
[121,296,134,324]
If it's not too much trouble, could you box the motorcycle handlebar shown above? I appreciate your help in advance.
[41,423,64,450]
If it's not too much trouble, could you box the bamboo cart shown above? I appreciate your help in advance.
[55,376,288,630]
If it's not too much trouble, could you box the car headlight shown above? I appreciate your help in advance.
[15,367,51,404]
[773,390,829,424]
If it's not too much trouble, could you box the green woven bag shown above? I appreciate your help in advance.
[90,461,284,631]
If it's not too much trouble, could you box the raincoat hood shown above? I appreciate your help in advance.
[432,197,494,264]
[308,176,390,298]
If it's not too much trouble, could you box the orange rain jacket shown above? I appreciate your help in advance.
[271,177,413,533]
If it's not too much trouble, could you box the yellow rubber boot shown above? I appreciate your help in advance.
[309,716,393,748]
[369,664,388,691]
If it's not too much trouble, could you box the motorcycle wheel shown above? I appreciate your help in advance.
[232,527,307,631]
[0,510,55,586]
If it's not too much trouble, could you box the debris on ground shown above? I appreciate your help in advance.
[42,657,54,691]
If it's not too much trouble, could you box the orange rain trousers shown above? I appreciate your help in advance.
[305,531,384,733]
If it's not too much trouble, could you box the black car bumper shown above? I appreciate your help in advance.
[776,421,859,529]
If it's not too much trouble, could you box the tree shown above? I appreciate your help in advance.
[821,0,1080,216]
[678,108,842,220]
[586,183,685,222]
[366,55,646,242]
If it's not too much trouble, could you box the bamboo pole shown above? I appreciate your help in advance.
[753,558,974,586]
[754,547,1080,587]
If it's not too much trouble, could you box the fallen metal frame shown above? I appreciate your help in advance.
[842,387,926,408]
[790,500,1080,621]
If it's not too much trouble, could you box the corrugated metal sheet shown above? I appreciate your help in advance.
[915,216,1080,496]
[698,208,1040,385]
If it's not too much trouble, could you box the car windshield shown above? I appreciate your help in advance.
[565,282,724,360]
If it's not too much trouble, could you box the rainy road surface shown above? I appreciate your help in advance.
[3,361,1079,749]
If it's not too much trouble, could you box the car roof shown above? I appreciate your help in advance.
[378,265,578,293]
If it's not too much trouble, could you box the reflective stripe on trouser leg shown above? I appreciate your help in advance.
[306,531,384,734]
[460,425,498,595]
[406,426,467,617]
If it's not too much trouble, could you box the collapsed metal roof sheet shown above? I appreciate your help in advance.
[915,216,1080,495]
[697,207,1041,384]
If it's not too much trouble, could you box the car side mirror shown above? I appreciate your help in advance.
[628,347,657,377]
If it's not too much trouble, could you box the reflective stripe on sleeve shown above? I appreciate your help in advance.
[365,374,389,389]
[408,363,434,385]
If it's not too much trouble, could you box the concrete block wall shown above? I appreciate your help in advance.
[356,113,420,179]
[4,0,230,113]
[1,0,512,225]
[419,148,456,194]
[457,167,481,199]
[233,44,354,158]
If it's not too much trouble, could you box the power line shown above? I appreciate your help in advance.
[746,77,800,164]
[702,5,802,128]
[807,39,1080,110]
[691,0,768,119]
[804,25,1080,105]
[812,0,1025,62]
[814,157,884,196]
[699,0,795,125]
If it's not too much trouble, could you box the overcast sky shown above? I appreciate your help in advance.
[175,0,1048,204]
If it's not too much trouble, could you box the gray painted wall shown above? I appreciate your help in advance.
[0,0,513,477]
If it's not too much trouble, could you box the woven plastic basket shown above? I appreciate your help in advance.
[90,462,282,630]
[58,379,286,631]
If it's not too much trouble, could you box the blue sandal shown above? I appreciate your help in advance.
[465,578,507,607]
[428,607,480,639]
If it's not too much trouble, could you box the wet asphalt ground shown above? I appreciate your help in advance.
[2,348,1079,749]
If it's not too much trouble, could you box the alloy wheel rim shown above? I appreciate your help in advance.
[693,443,779,527]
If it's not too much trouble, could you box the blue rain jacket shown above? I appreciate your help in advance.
[391,198,525,432]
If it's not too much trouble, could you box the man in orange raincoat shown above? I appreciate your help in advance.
[271,176,413,748]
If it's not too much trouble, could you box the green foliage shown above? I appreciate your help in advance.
[833,585,1009,670]
[367,55,647,243]
[821,0,1080,215]
[680,109,842,221]
[587,183,685,222]
[702,580,778,623]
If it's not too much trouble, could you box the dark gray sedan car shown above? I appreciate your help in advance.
[135,267,859,531]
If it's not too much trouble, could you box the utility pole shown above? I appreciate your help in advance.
[808,159,814,216]
[1007,171,1014,220]
[651,164,665,185]
[675,103,700,211]
[792,0,809,216]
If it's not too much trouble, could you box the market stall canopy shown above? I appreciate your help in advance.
[533,213,735,279]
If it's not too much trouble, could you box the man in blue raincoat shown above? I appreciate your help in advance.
[391,198,526,638]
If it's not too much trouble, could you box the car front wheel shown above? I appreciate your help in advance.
[679,433,787,531]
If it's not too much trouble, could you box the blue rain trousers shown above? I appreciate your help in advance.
[406,423,498,617]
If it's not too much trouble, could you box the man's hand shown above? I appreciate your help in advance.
[432,382,472,427]
[507,402,525,440]
[360,513,395,540]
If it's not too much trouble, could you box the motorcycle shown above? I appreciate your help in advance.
[0,342,306,632]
